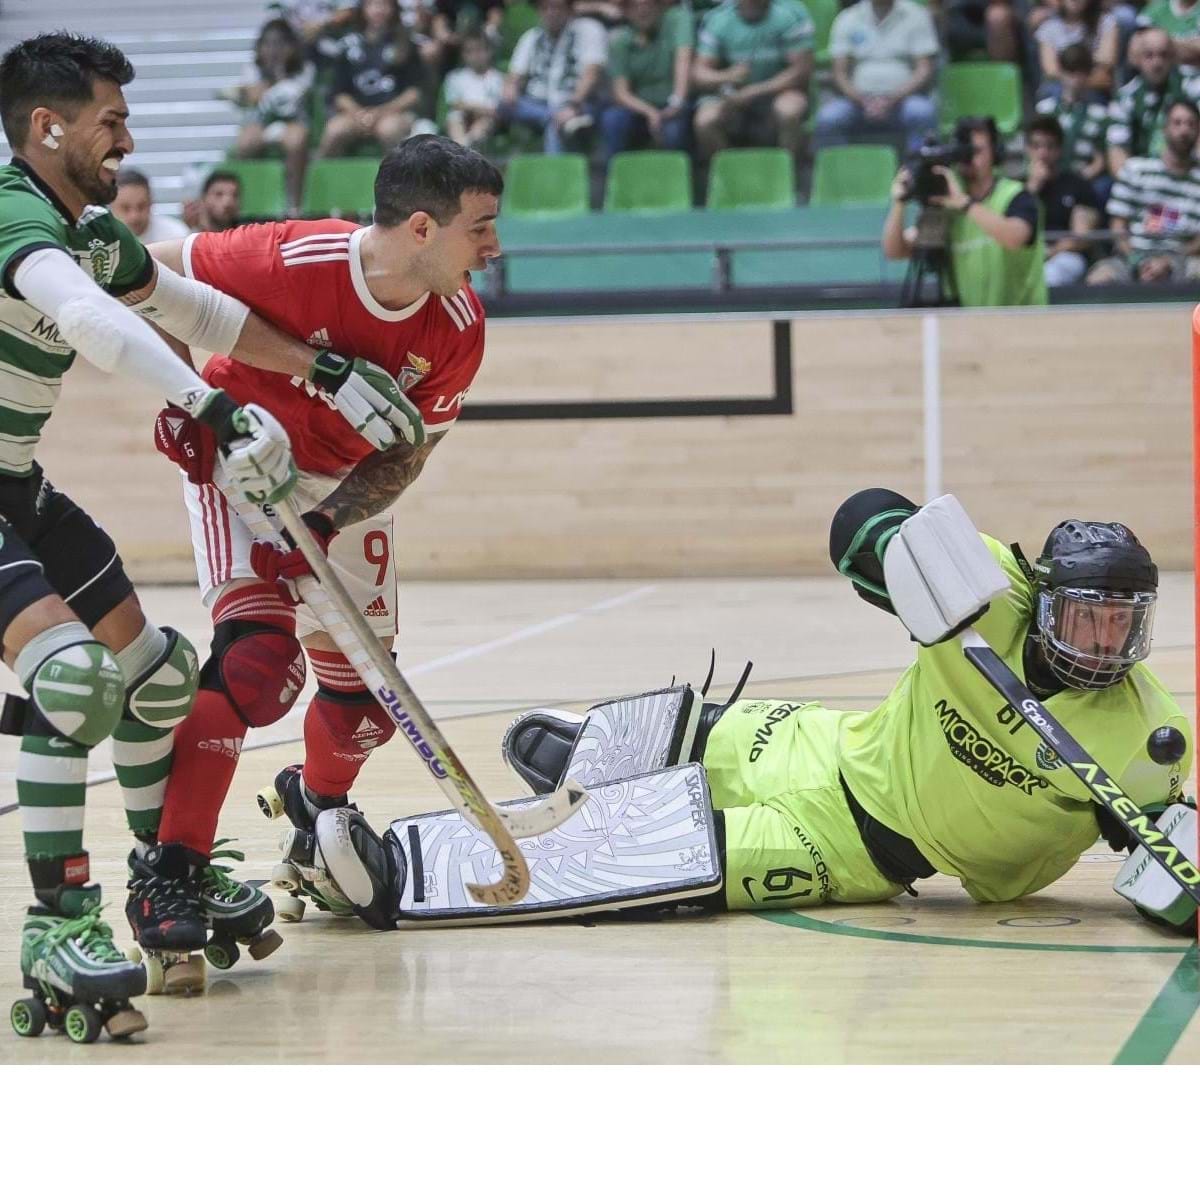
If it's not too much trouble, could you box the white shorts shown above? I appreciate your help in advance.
[183,466,398,639]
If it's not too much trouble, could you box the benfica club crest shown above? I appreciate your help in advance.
[397,351,431,392]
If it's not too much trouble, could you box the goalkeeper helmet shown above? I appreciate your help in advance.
[1033,520,1158,690]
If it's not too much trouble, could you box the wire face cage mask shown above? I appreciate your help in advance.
[1036,587,1157,690]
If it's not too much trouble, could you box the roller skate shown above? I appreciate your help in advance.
[256,764,355,922]
[198,839,283,970]
[11,884,147,1044]
[125,842,208,996]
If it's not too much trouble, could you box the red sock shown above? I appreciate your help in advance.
[156,689,247,854]
[157,585,296,855]
[303,649,395,797]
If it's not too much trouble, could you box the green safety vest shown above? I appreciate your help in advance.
[948,177,1047,308]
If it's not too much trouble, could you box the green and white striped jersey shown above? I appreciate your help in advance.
[1034,94,1108,174]
[0,159,152,477]
[1106,154,1200,257]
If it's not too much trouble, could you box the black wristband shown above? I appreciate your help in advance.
[310,350,352,391]
[304,510,337,541]
[193,389,241,448]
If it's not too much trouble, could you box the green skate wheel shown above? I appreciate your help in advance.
[205,939,240,970]
[64,1004,102,1045]
[257,786,285,819]
[11,996,47,1038]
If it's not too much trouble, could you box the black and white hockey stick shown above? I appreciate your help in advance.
[960,629,1200,903]
[272,497,590,905]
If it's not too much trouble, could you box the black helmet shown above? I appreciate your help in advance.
[1033,521,1158,690]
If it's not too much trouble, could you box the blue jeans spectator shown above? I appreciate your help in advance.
[814,94,938,154]
[599,103,691,160]
[499,94,598,154]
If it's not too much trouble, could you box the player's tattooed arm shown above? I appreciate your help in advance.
[313,432,446,529]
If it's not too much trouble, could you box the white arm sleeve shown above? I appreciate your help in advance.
[128,259,249,356]
[13,247,211,412]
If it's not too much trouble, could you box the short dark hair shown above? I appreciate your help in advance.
[1027,115,1064,146]
[0,31,134,149]
[1058,42,1093,75]
[374,134,503,226]
[1166,97,1200,123]
[116,166,151,192]
[202,169,241,196]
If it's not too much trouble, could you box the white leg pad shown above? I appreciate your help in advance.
[1113,804,1198,928]
[390,764,722,926]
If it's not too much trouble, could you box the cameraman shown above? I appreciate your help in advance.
[882,116,1048,305]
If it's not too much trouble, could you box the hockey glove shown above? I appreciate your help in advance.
[310,351,426,453]
[154,405,217,485]
[206,397,299,507]
[250,510,337,605]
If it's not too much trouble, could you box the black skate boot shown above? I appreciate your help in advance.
[256,765,355,922]
[125,842,208,995]
[198,839,283,970]
[12,882,148,1044]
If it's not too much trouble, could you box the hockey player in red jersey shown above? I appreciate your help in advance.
[145,135,503,950]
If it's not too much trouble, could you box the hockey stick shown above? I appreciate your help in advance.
[270,497,589,905]
[959,629,1200,903]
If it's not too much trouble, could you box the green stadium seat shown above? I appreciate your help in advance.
[805,0,840,67]
[939,63,1023,135]
[706,148,795,210]
[221,159,287,217]
[604,151,692,213]
[301,157,378,216]
[810,144,898,205]
[504,154,589,217]
[498,2,539,69]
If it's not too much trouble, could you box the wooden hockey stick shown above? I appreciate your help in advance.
[960,629,1200,904]
[272,497,589,905]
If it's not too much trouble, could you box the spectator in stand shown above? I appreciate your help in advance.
[1109,27,1200,173]
[443,33,505,148]
[224,18,314,214]
[692,0,814,163]
[1138,0,1200,65]
[814,0,939,154]
[1025,114,1102,286]
[942,0,1022,66]
[1036,0,1120,96]
[110,168,190,243]
[318,0,433,156]
[268,1,356,69]
[1034,43,1110,196]
[1089,97,1200,281]
[498,0,609,154]
[600,0,694,159]
[182,169,242,231]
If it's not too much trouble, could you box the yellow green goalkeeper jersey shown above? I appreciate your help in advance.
[0,158,153,477]
[837,536,1192,902]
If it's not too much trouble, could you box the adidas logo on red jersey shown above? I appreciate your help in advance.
[306,327,332,349]
[198,737,243,760]
[363,595,389,617]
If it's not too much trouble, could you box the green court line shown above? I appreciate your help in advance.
[1113,945,1200,1065]
[754,908,1188,953]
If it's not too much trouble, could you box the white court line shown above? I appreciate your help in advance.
[406,584,658,677]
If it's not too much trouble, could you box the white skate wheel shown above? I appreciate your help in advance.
[276,895,305,923]
[144,955,165,995]
[257,786,285,820]
[270,861,303,893]
[127,945,143,965]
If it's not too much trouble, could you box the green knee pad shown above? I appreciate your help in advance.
[125,626,200,729]
[16,624,125,747]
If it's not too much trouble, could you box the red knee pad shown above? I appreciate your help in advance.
[204,587,305,728]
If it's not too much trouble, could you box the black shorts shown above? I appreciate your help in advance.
[0,463,135,642]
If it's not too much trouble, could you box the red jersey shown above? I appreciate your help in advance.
[183,219,484,476]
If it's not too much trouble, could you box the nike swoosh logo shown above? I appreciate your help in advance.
[741,876,756,902]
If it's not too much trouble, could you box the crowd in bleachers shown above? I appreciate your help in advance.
[138,0,1200,290]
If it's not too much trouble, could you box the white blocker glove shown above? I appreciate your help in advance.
[309,351,426,452]
[882,494,1011,645]
[212,400,298,506]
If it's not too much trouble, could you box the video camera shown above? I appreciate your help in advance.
[903,130,975,204]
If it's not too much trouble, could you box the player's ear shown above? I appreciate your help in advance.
[407,211,435,244]
[30,106,67,150]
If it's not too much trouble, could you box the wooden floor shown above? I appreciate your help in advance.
[0,575,1196,1065]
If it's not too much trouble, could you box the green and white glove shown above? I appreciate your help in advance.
[310,351,426,452]
[198,392,297,506]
